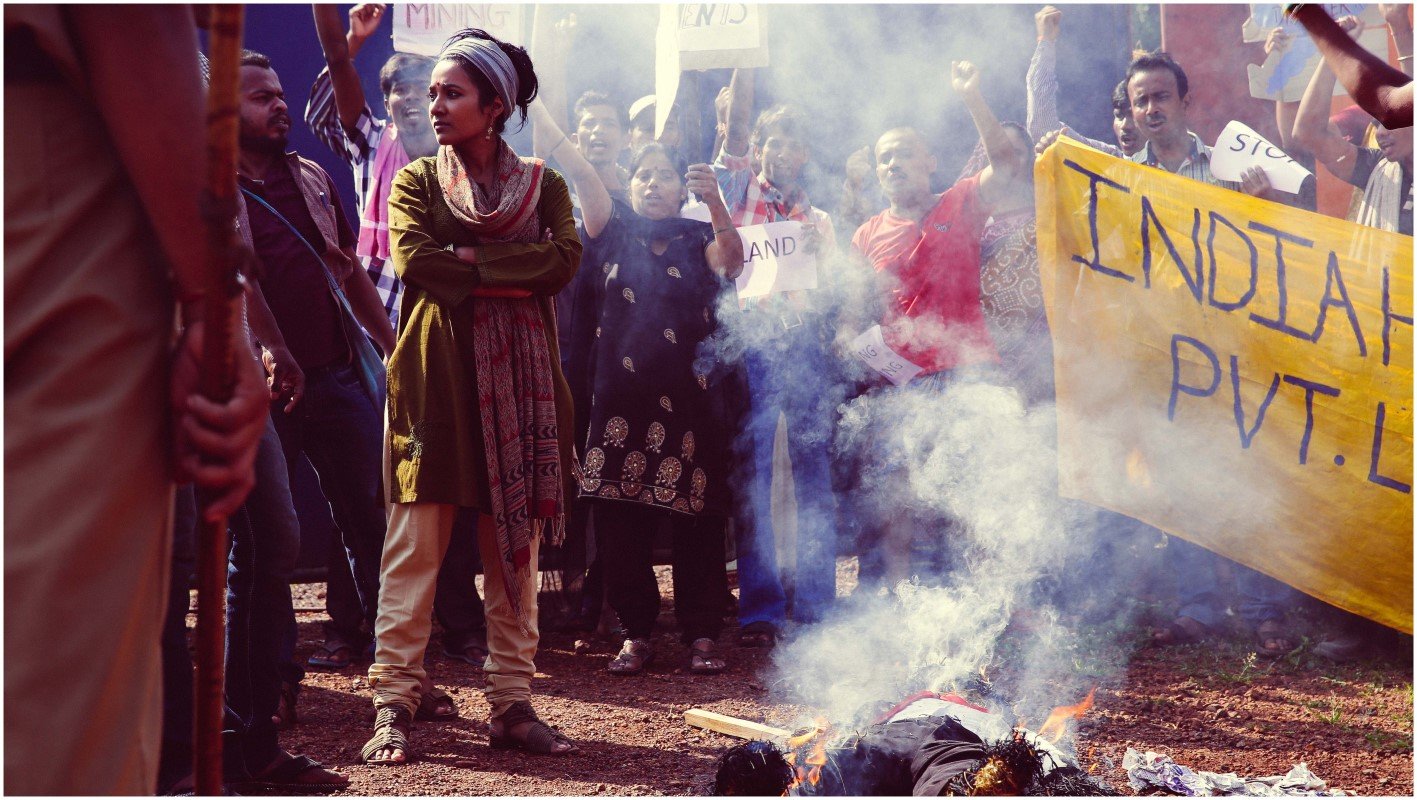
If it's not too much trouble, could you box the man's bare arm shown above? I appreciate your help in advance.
[1290,4,1413,129]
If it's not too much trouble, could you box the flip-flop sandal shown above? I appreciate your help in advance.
[689,637,727,675]
[415,686,460,721]
[362,706,414,766]
[443,634,490,667]
[231,751,350,793]
[489,700,578,755]
[607,638,654,675]
[736,621,778,649]
[306,639,354,670]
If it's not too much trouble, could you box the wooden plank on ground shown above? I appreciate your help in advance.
[684,708,792,743]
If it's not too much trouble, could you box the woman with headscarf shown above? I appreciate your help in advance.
[362,28,581,764]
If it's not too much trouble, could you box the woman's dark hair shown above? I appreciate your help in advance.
[438,28,539,134]
[628,141,689,185]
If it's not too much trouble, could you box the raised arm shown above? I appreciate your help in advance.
[687,163,744,280]
[723,68,755,157]
[312,3,383,133]
[529,100,612,237]
[529,8,577,160]
[952,60,1026,193]
[1027,6,1062,141]
[1288,4,1412,129]
[1294,39,1359,183]
[713,69,759,216]
[1380,4,1414,77]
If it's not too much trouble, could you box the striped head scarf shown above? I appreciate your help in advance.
[438,32,517,128]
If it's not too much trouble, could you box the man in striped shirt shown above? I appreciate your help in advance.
[1126,51,1279,199]
[306,4,437,328]
[1124,58,1302,659]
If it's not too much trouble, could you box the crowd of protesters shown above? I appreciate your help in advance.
[5,2,1411,794]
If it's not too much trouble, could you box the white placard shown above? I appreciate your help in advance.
[654,4,770,138]
[733,221,818,299]
[1209,120,1313,194]
[850,324,924,386]
[393,4,525,56]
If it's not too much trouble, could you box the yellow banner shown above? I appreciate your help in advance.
[1036,138,1413,633]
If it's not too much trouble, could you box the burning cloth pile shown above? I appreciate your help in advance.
[710,693,1119,796]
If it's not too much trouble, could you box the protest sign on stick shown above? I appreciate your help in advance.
[393,4,525,55]
[1037,137,1413,633]
[1209,120,1313,194]
[655,4,768,138]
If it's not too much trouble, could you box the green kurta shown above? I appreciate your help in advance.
[386,157,581,509]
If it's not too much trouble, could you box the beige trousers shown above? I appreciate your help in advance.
[4,75,175,793]
[368,504,540,717]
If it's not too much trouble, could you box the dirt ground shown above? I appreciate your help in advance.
[262,558,1413,797]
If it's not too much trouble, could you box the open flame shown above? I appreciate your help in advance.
[1037,686,1096,743]
[783,717,831,793]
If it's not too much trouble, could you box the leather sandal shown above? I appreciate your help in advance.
[607,638,654,675]
[415,685,460,721]
[689,637,727,675]
[231,750,349,793]
[489,700,578,755]
[361,705,414,766]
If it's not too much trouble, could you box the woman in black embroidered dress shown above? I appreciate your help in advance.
[558,139,744,676]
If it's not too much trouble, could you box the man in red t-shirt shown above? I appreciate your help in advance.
[851,126,997,378]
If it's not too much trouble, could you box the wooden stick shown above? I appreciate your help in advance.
[684,708,792,743]
[194,5,246,796]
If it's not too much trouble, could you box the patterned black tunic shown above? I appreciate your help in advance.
[564,201,731,516]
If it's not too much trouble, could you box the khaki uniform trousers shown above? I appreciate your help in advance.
[368,504,539,717]
[4,74,175,792]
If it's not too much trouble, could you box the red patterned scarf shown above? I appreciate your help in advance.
[437,140,561,631]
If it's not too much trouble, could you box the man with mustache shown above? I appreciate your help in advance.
[1126,51,1280,200]
[234,48,397,743]
[307,3,491,695]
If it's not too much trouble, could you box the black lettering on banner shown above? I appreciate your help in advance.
[1206,211,1258,312]
[1140,199,1204,302]
[1064,159,1133,282]
[1246,221,1315,341]
[1308,251,1367,357]
[1281,374,1340,465]
[1231,355,1281,448]
[1168,334,1221,421]
[1382,265,1413,368]
[1369,401,1412,493]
